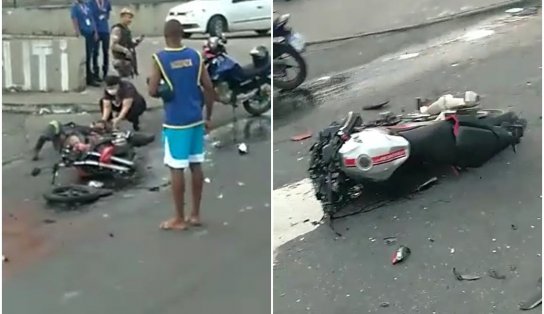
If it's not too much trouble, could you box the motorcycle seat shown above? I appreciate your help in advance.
[240,62,270,78]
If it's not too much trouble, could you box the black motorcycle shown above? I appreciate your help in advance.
[273,13,307,91]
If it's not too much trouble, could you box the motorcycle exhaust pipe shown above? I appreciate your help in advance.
[73,160,131,172]
[109,156,134,167]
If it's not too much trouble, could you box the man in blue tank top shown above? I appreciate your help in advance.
[148,20,217,231]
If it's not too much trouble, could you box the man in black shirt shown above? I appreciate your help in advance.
[100,75,147,130]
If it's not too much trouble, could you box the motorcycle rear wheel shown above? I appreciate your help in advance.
[273,43,307,91]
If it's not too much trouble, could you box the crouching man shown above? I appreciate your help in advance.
[100,75,147,130]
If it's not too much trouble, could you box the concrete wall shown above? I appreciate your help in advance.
[2,2,185,36]
[2,36,86,92]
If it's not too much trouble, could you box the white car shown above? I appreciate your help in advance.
[166,0,271,38]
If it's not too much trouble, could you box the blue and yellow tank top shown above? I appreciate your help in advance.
[153,46,204,128]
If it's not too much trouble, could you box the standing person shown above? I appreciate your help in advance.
[99,75,147,130]
[71,0,100,87]
[110,8,144,78]
[88,0,112,81]
[148,20,217,231]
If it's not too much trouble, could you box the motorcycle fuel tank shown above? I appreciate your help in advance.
[339,128,410,182]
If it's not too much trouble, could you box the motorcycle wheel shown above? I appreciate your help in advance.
[273,43,307,91]
[242,86,271,116]
[43,184,112,204]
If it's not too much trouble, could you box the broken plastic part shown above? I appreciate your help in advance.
[384,237,398,245]
[290,131,313,141]
[453,268,481,281]
[238,143,248,155]
[363,100,389,111]
[416,177,438,192]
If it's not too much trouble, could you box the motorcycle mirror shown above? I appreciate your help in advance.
[220,33,227,44]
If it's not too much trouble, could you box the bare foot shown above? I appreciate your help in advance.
[159,217,188,231]
[187,216,202,227]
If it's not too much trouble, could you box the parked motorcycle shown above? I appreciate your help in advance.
[308,101,526,216]
[273,13,307,91]
[203,35,271,116]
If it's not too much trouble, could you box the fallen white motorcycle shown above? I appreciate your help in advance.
[308,92,527,216]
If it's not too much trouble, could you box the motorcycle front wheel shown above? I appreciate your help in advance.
[242,84,271,116]
[273,43,307,91]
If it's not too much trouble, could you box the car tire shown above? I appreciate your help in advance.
[208,15,228,37]
[256,29,269,36]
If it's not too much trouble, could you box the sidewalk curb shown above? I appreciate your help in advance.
[2,101,163,115]
[306,0,536,46]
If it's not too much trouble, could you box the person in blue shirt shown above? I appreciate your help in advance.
[70,0,99,87]
[148,19,217,231]
[88,0,111,81]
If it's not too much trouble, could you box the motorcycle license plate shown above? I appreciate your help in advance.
[288,33,306,53]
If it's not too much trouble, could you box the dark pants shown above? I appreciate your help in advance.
[33,123,63,160]
[98,98,147,130]
[92,32,110,78]
[83,33,97,84]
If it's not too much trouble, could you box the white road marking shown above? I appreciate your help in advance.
[273,178,323,255]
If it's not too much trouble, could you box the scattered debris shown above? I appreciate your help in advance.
[509,265,518,272]
[238,143,248,155]
[363,100,389,111]
[416,177,438,192]
[42,219,56,224]
[391,246,411,265]
[148,186,160,192]
[519,289,542,311]
[511,224,518,230]
[428,237,435,243]
[398,52,420,60]
[212,141,222,148]
[383,236,398,245]
[462,29,495,42]
[450,248,456,254]
[31,167,41,177]
[380,302,390,308]
[88,180,104,188]
[297,157,304,161]
[488,269,506,280]
[108,233,114,238]
[510,6,539,16]
[317,75,331,81]
[453,268,481,281]
[102,214,109,218]
[217,193,224,199]
[122,194,134,198]
[223,221,229,226]
[237,181,245,186]
[290,131,313,141]
[505,7,524,13]
[204,177,211,183]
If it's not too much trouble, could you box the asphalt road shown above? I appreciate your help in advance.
[273,0,527,43]
[273,12,542,314]
[2,109,271,313]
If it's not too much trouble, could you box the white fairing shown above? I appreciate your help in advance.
[339,128,410,182]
